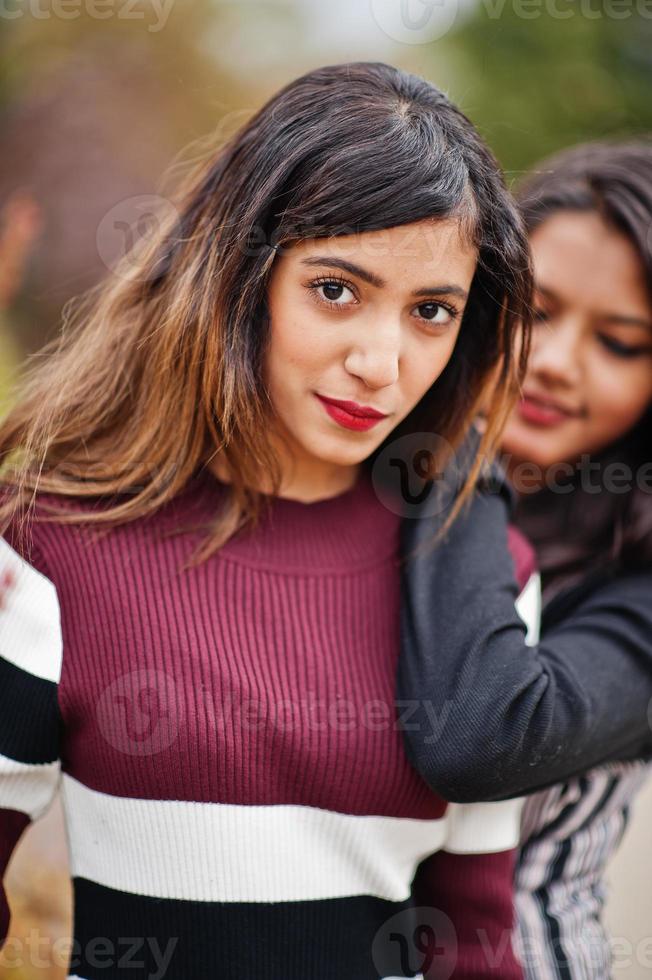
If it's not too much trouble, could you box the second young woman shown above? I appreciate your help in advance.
[398,140,652,977]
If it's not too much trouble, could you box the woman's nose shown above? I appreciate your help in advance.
[343,320,401,389]
[528,316,583,387]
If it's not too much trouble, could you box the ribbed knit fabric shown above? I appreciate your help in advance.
[0,466,528,980]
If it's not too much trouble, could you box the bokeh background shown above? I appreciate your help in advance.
[1,1,652,977]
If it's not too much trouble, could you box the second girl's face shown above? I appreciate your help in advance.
[263,218,477,474]
[501,210,652,470]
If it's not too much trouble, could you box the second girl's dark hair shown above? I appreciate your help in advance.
[513,140,652,598]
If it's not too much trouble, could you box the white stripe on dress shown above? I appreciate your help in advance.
[515,571,542,645]
[0,536,62,683]
[444,797,525,854]
[60,771,522,904]
[0,750,61,820]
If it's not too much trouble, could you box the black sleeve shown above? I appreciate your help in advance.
[397,485,652,803]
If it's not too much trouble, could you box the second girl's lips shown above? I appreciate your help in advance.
[517,389,583,427]
[314,393,389,432]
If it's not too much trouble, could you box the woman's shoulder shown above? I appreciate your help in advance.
[0,478,106,581]
[542,560,652,631]
[580,563,652,633]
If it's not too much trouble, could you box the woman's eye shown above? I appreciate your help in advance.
[415,302,457,326]
[599,334,652,359]
[532,307,550,323]
[310,278,356,307]
[308,279,459,327]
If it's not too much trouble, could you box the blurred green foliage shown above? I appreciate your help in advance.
[443,5,652,177]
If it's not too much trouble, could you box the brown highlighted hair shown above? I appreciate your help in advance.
[0,61,532,566]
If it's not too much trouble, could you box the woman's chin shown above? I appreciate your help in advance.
[500,425,562,476]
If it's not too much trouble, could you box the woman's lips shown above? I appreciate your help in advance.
[517,392,581,427]
[314,393,387,431]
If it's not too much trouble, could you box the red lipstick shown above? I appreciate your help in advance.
[314,393,388,432]
[517,391,581,427]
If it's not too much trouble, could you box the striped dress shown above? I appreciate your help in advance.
[514,717,652,977]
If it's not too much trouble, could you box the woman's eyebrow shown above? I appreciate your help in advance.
[300,255,468,299]
[536,280,652,331]
[601,313,652,332]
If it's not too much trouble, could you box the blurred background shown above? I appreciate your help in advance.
[1,1,651,977]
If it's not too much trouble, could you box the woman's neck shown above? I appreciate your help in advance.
[501,452,575,498]
[206,453,363,505]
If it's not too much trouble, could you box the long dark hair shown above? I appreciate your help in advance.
[512,140,652,600]
[0,61,532,567]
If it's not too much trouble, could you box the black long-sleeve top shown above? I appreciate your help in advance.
[397,454,652,803]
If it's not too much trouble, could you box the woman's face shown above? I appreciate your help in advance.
[501,210,652,473]
[263,218,477,477]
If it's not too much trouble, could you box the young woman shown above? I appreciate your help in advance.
[0,62,536,980]
[397,140,652,977]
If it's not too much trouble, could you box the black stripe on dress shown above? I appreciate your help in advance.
[70,877,427,980]
[0,655,60,764]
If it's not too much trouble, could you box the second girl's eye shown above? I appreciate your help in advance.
[599,334,652,359]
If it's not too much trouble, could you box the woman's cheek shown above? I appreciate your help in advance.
[587,364,651,447]
[609,346,651,402]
